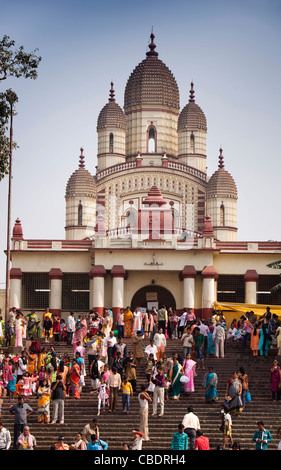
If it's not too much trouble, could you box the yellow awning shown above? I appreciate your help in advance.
[213,301,281,318]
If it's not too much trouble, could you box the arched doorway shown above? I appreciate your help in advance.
[131,285,176,312]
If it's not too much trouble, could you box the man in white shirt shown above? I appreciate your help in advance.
[107,367,121,413]
[0,422,11,450]
[178,311,187,338]
[182,406,200,450]
[144,338,158,361]
[105,331,117,368]
[66,312,76,346]
[213,321,226,358]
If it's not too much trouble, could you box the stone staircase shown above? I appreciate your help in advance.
[1,337,280,450]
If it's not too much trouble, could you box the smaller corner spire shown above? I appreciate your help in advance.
[109,81,115,102]
[189,81,195,102]
[79,147,85,168]
[218,147,224,169]
[146,29,158,57]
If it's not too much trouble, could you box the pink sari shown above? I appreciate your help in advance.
[183,359,196,393]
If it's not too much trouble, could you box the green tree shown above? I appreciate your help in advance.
[0,35,42,180]
[267,259,281,293]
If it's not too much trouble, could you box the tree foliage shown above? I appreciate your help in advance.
[0,35,41,181]
[267,259,281,293]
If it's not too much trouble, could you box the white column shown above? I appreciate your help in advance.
[112,277,124,309]
[10,268,22,309]
[181,266,197,310]
[89,266,106,315]
[49,269,63,315]
[111,265,126,323]
[244,270,259,304]
[201,266,217,318]
[183,277,195,309]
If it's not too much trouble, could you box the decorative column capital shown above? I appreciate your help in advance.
[10,268,22,280]
[180,265,197,280]
[48,268,63,280]
[244,269,259,282]
[111,265,126,278]
[201,266,217,279]
[89,265,106,279]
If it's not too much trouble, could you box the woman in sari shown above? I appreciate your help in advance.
[15,313,24,347]
[101,312,113,338]
[37,378,51,423]
[169,357,182,400]
[259,323,270,356]
[26,350,37,376]
[69,358,81,399]
[124,307,134,338]
[203,366,218,403]
[207,320,215,355]
[72,324,85,354]
[182,353,197,394]
[225,371,243,416]
[144,311,154,338]
[37,347,47,373]
[250,323,260,356]
[70,433,87,450]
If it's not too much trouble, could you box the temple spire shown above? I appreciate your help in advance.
[109,81,115,102]
[79,147,85,168]
[218,147,225,169]
[189,81,195,102]
[146,31,158,57]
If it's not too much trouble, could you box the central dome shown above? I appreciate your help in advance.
[124,33,180,111]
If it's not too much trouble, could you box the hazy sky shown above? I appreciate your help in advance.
[0,0,281,287]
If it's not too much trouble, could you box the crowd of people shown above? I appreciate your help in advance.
[0,304,280,450]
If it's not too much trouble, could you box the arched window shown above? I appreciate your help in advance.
[78,203,83,226]
[190,133,195,153]
[109,133,114,153]
[126,209,137,228]
[148,126,156,153]
[220,204,225,226]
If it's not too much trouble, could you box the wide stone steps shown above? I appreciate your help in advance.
[2,337,280,450]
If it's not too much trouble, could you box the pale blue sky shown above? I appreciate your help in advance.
[0,0,281,287]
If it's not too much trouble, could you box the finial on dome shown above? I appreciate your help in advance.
[218,148,224,169]
[12,217,23,240]
[109,81,115,102]
[146,30,158,57]
[189,81,195,102]
[79,147,85,168]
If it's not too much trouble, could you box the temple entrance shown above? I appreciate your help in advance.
[131,285,176,312]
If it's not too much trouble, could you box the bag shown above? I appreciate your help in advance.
[180,375,190,383]
[245,390,251,402]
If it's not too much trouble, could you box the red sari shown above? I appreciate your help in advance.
[69,363,80,399]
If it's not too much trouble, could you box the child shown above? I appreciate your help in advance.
[121,376,133,414]
[220,404,233,450]
[5,322,13,347]
[164,375,170,400]
[22,372,33,398]
[97,376,108,416]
